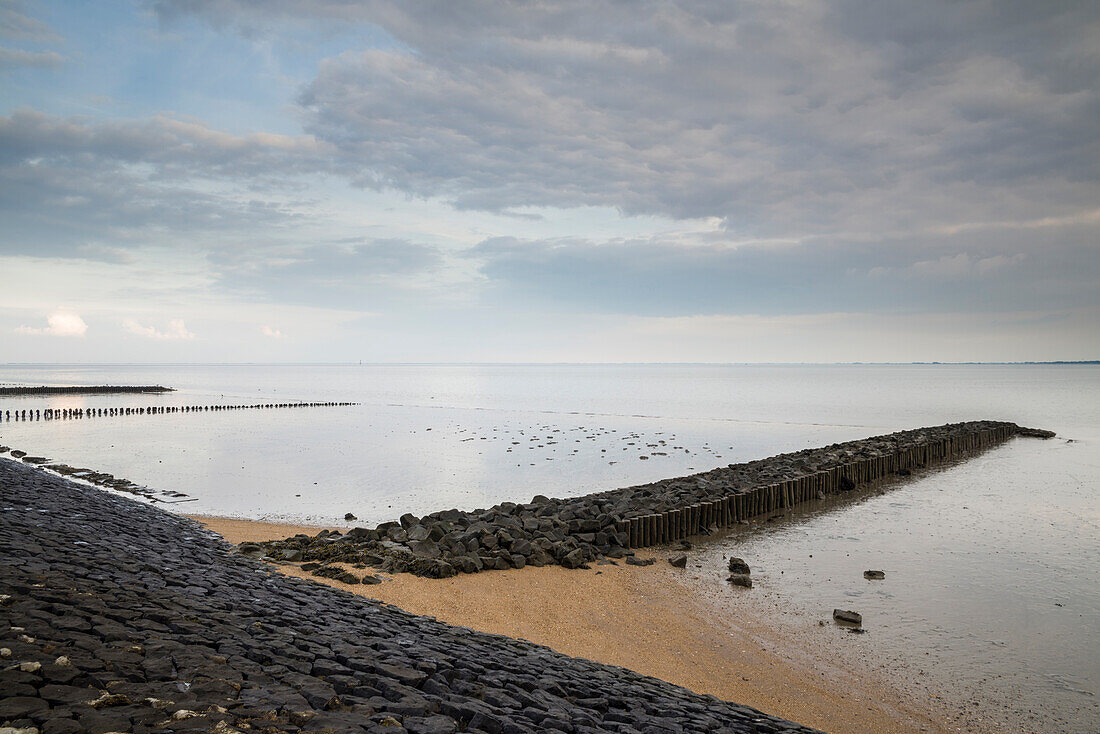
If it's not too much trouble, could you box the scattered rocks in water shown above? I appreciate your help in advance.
[864,570,885,580]
[728,573,752,588]
[668,554,688,568]
[833,609,863,625]
[728,556,751,575]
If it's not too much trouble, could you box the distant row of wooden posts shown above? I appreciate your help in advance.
[0,402,358,422]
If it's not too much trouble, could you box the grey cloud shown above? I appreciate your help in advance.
[470,227,1099,317]
[161,0,1100,235]
[0,110,332,256]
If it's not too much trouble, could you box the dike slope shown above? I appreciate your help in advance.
[0,459,819,734]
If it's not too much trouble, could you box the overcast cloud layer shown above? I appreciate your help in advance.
[0,0,1097,362]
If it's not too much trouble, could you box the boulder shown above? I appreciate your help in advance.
[407,525,431,542]
[727,573,752,588]
[728,557,751,575]
[863,570,885,580]
[625,555,654,567]
[408,539,441,558]
[561,548,587,569]
[344,512,357,521]
[668,555,688,569]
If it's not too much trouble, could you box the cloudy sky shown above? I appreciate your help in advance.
[1,0,1097,363]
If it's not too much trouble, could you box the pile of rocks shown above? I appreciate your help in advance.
[254,421,1025,578]
[1,455,820,733]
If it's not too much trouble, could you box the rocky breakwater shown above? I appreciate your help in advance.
[0,457,820,733]
[255,421,1045,580]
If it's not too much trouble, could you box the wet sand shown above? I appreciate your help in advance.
[193,515,951,734]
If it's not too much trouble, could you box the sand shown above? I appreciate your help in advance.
[193,515,950,734]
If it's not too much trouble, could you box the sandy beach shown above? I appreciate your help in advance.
[194,515,951,734]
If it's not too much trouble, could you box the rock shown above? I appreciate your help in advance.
[279,548,302,562]
[668,555,688,568]
[361,574,383,585]
[678,540,693,550]
[237,542,265,558]
[344,513,357,521]
[407,525,431,542]
[561,548,587,569]
[408,539,440,558]
[833,609,862,625]
[310,566,361,584]
[864,570,885,580]
[728,573,752,588]
[624,555,654,567]
[399,513,420,529]
[728,557,750,575]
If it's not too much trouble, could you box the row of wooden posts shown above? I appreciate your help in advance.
[618,424,1017,548]
[0,402,358,422]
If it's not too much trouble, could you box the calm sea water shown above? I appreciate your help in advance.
[1,363,1097,732]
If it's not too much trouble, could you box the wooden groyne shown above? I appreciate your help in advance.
[255,420,1050,578]
[0,401,358,422]
[618,422,1018,548]
[0,385,173,396]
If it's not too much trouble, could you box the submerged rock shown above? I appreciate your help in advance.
[864,570,885,580]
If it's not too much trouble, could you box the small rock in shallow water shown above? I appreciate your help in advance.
[833,609,862,625]
[864,570,885,580]
[728,557,751,575]
[727,573,752,588]
[344,512,357,521]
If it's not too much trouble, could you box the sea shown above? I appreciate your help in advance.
[0,363,1096,732]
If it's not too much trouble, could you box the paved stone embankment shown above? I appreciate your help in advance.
[0,459,819,734]
[256,421,1032,579]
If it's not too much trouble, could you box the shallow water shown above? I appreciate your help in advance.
[0,362,1097,731]
[690,437,1099,733]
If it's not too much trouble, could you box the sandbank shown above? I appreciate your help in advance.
[194,515,950,734]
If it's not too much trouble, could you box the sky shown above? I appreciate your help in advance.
[0,0,1097,363]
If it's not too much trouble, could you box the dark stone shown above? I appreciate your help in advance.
[728,573,752,588]
[345,513,358,521]
[728,557,750,575]
[863,570,885,580]
[668,555,688,568]
[833,609,862,625]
